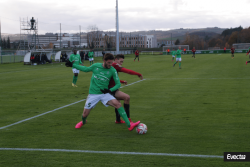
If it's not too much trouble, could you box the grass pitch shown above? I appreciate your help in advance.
[0,53,250,167]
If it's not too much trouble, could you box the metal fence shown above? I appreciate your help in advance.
[0,49,133,64]
[93,50,133,57]
[0,49,28,64]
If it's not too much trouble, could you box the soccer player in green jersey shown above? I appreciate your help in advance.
[171,49,176,62]
[69,49,83,87]
[88,50,94,65]
[65,53,140,131]
[173,46,182,69]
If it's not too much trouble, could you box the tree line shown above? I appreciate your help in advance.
[0,37,11,49]
[180,26,250,50]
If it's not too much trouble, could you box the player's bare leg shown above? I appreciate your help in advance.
[115,91,132,122]
[75,108,91,128]
[107,99,140,131]
[173,60,179,67]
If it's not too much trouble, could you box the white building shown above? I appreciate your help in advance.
[146,35,157,48]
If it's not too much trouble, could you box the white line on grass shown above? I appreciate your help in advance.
[147,78,250,80]
[0,148,223,159]
[120,79,146,88]
[0,79,145,130]
[0,99,85,130]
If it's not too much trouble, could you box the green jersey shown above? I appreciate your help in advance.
[73,63,121,94]
[171,51,176,55]
[176,49,182,58]
[88,51,94,58]
[69,54,82,69]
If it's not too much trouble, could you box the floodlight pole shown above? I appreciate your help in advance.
[79,25,81,48]
[0,18,1,63]
[0,17,1,50]
[171,33,172,50]
[116,0,119,55]
[60,23,62,49]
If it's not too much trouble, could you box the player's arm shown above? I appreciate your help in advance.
[69,55,72,62]
[72,64,93,72]
[120,80,127,85]
[246,50,250,56]
[79,56,83,65]
[110,69,121,92]
[120,68,142,77]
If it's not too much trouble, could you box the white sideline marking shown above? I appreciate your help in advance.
[0,148,223,159]
[148,78,250,80]
[0,99,86,130]
[0,79,145,130]
[120,79,146,88]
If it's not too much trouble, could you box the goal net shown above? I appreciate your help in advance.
[163,45,189,52]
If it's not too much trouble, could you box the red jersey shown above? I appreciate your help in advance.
[224,47,226,50]
[135,50,139,56]
[184,49,186,51]
[231,48,235,53]
[167,49,170,53]
[192,49,196,53]
[247,49,250,55]
[108,62,142,88]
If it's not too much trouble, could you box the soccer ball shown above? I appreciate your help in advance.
[136,123,147,134]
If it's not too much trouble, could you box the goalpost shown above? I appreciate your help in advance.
[208,47,220,50]
[163,45,189,52]
[232,43,250,49]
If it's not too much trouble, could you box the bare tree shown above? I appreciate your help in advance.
[182,33,207,50]
[103,33,114,51]
[87,25,99,49]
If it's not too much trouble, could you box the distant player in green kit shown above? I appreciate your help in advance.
[171,49,176,62]
[173,46,182,69]
[88,50,94,65]
[65,53,140,131]
[69,49,83,87]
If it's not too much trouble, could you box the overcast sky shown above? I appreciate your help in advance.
[0,0,249,34]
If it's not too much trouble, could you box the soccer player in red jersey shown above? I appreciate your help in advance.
[246,47,250,65]
[134,50,139,62]
[110,54,143,123]
[191,47,196,59]
[231,46,235,59]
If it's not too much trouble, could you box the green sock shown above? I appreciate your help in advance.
[73,76,76,84]
[179,62,181,67]
[82,115,87,124]
[174,62,177,65]
[75,76,78,84]
[117,107,130,127]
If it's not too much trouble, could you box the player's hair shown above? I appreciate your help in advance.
[115,54,124,60]
[104,53,114,61]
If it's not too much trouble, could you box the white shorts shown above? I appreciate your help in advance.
[176,58,182,62]
[72,68,80,74]
[172,55,175,57]
[84,94,116,109]
[89,58,94,61]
